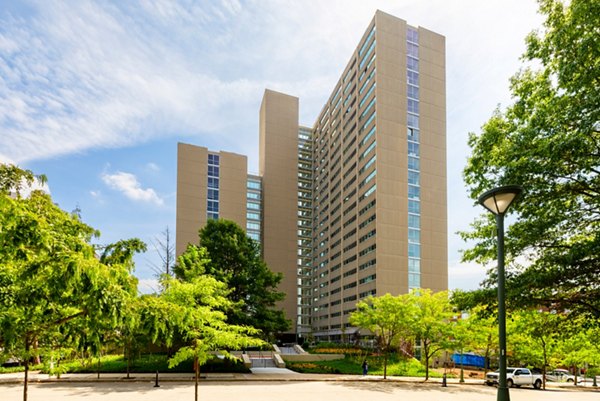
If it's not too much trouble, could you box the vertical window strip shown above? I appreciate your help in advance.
[407,27,420,289]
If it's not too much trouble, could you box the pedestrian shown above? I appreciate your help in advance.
[362,360,368,376]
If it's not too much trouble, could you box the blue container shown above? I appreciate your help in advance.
[451,353,485,368]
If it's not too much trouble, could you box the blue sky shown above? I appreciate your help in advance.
[0,0,544,293]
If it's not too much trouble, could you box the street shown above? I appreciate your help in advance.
[2,381,598,401]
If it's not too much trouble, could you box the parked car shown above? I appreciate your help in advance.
[485,367,543,389]
[546,369,580,383]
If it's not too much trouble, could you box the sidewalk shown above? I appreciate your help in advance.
[0,369,597,392]
[0,369,482,385]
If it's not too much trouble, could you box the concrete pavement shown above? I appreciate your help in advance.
[1,379,599,401]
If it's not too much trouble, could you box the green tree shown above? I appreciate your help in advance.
[349,293,418,379]
[411,289,453,380]
[0,166,137,401]
[509,310,564,389]
[461,0,600,318]
[100,238,147,377]
[162,275,265,401]
[175,219,290,338]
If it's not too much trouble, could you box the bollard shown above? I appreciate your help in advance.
[442,373,447,387]
[593,375,597,387]
[154,370,160,388]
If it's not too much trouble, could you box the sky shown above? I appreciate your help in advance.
[0,0,545,293]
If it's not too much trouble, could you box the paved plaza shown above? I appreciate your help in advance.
[2,380,599,401]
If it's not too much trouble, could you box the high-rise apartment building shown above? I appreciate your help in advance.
[176,10,447,341]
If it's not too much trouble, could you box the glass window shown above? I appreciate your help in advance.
[208,154,220,165]
[407,56,419,71]
[247,212,260,220]
[360,126,376,148]
[359,140,376,161]
[407,27,419,43]
[408,272,420,288]
[408,142,419,157]
[408,185,420,200]
[207,212,219,220]
[208,188,219,200]
[361,112,376,132]
[408,214,420,229]
[408,200,420,214]
[247,180,261,189]
[247,222,260,230]
[407,42,419,58]
[408,258,420,272]
[248,232,260,241]
[360,97,376,120]
[359,26,376,56]
[407,84,419,100]
[359,169,376,188]
[407,70,419,86]
[208,177,219,189]
[247,202,260,210]
[407,113,419,129]
[359,40,376,69]
[247,192,260,200]
[408,244,420,258]
[408,171,420,186]
[208,165,219,177]
[408,156,420,171]
[207,200,219,212]
[408,98,419,114]
[408,128,420,141]
[408,228,420,243]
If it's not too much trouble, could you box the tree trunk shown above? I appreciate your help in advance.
[383,351,388,379]
[194,356,199,401]
[424,343,429,381]
[23,340,29,401]
[126,342,130,379]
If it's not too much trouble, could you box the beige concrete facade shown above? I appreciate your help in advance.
[309,10,447,338]
[175,143,247,256]
[259,89,300,334]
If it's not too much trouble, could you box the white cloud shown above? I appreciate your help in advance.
[102,171,163,206]
[448,260,489,291]
[137,278,159,294]
[146,162,160,172]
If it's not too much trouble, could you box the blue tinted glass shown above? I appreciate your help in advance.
[408,171,420,185]
[408,200,420,214]
[408,185,420,200]
[408,98,419,114]
[408,258,420,272]
[407,42,419,57]
[408,142,419,157]
[408,214,420,229]
[407,85,419,99]
[407,56,419,71]
[408,156,420,171]
[408,228,420,243]
[208,177,219,188]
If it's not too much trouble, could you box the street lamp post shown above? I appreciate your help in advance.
[478,185,522,401]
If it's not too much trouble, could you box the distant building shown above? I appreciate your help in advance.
[176,10,447,341]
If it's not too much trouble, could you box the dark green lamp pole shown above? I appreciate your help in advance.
[478,185,522,401]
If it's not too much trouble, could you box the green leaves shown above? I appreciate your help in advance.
[462,0,600,318]
[350,290,453,379]
[176,219,290,339]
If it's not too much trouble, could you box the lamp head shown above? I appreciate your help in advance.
[478,185,522,215]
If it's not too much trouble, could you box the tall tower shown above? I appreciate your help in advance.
[307,10,447,340]
[259,90,301,335]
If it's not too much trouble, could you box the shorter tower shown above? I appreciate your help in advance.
[176,143,247,255]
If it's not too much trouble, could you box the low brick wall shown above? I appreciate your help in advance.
[281,354,344,362]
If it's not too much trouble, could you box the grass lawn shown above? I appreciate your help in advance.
[287,353,445,378]
[2,354,249,375]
